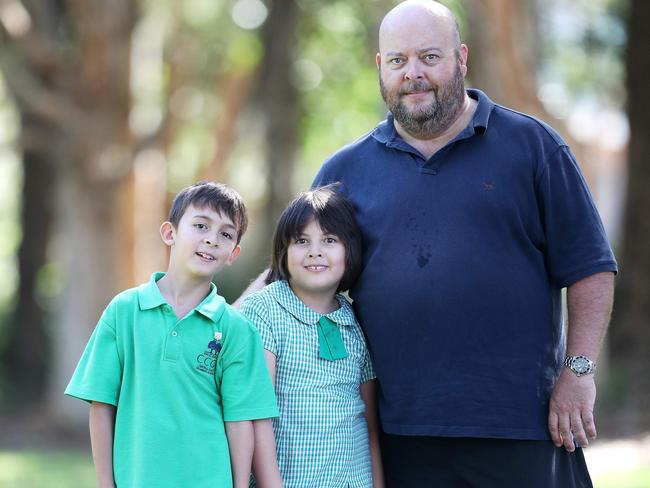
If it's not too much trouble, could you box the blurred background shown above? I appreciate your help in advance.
[0,0,648,486]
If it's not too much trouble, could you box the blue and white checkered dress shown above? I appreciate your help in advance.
[242,280,376,488]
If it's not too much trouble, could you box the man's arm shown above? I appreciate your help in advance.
[251,351,282,487]
[548,271,615,452]
[89,401,116,488]
[233,270,269,309]
[225,420,255,488]
[361,379,385,487]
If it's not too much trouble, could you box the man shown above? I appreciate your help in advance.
[311,1,616,486]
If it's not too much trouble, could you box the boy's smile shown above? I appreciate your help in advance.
[161,204,241,280]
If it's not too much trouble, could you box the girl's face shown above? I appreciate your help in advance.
[286,218,346,302]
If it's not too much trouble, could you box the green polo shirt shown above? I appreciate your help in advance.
[65,272,278,488]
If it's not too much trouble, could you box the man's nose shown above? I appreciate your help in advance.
[404,61,424,80]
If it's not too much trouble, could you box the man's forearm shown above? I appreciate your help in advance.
[548,271,615,452]
[566,271,615,359]
[226,420,255,488]
[89,401,116,488]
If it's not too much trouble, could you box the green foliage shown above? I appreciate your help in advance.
[538,0,626,109]
[295,1,387,186]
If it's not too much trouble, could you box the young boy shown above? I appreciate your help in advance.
[65,181,278,488]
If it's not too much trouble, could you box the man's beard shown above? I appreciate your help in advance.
[380,62,466,139]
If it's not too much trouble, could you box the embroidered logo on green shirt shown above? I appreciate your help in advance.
[196,331,222,374]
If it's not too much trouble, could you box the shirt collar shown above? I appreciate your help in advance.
[371,88,494,147]
[266,280,356,327]
[138,272,226,323]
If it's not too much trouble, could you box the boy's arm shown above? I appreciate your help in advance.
[252,419,282,487]
[89,401,116,488]
[225,420,255,488]
[252,351,282,487]
[361,380,385,488]
[233,270,269,308]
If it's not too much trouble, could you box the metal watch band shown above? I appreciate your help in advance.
[564,355,596,377]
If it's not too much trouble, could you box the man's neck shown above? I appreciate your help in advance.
[394,94,478,160]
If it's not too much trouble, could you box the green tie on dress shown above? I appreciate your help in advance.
[317,316,348,361]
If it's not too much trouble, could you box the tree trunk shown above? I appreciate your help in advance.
[49,169,130,423]
[463,0,588,179]
[0,0,138,424]
[1,116,57,404]
[609,0,650,432]
[258,0,301,228]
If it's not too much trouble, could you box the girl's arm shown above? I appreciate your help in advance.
[89,401,116,488]
[225,420,255,488]
[361,379,385,488]
[252,351,283,487]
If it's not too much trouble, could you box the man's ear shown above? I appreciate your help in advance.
[225,245,241,266]
[160,221,175,246]
[459,43,469,77]
[375,52,381,69]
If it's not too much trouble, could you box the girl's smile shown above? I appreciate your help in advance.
[287,218,346,310]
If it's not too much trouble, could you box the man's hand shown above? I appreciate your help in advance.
[548,369,597,452]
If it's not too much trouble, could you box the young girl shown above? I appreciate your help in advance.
[242,184,384,488]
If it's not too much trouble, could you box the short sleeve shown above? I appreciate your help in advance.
[65,311,123,406]
[360,347,375,384]
[218,318,278,422]
[536,145,617,287]
[241,296,278,355]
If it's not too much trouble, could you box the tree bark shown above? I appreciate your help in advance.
[609,0,650,431]
[1,115,57,404]
[1,0,138,424]
[258,0,301,227]
[463,0,588,178]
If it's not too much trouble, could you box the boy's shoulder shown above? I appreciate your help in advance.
[219,301,260,339]
[99,285,142,322]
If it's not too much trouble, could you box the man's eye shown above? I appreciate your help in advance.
[424,54,439,61]
[390,58,404,65]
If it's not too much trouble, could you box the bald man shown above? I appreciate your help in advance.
[313,1,617,486]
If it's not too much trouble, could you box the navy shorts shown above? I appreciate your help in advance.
[381,433,593,488]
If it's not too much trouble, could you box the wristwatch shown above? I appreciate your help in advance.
[564,355,596,377]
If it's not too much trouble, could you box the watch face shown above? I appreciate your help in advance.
[573,357,590,373]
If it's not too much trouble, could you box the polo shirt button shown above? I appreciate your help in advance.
[171,331,178,337]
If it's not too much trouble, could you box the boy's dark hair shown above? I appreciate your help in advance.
[266,183,362,293]
[168,181,248,245]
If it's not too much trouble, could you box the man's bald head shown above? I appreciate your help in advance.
[379,1,461,54]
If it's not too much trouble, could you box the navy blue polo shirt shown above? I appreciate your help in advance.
[312,89,617,440]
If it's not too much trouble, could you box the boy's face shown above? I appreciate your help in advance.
[160,204,241,280]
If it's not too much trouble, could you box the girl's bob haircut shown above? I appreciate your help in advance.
[266,183,362,293]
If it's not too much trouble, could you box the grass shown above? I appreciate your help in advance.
[0,450,95,488]
[0,449,648,487]
[594,467,650,488]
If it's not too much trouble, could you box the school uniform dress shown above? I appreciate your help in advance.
[242,280,375,488]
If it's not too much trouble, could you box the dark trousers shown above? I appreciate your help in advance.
[381,433,593,488]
